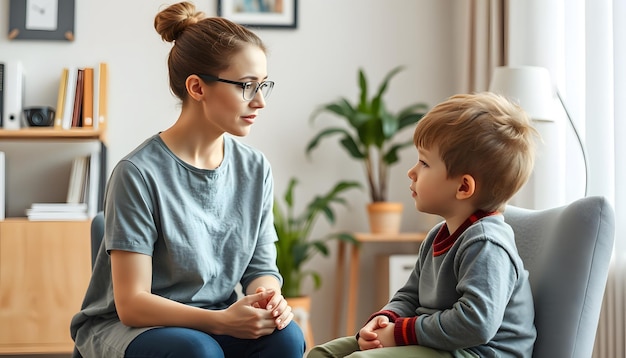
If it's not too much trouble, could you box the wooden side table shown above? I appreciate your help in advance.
[333,232,426,338]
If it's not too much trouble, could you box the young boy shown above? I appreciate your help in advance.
[309,92,538,358]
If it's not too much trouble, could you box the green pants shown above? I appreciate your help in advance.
[307,336,478,358]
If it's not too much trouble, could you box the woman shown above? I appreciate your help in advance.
[70,2,305,357]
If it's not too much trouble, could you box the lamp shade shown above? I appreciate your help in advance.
[489,66,554,121]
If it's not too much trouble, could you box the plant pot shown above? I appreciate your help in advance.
[367,202,403,234]
[286,296,315,350]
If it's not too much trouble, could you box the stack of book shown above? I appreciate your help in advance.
[26,203,88,221]
[26,150,100,221]
[53,62,108,131]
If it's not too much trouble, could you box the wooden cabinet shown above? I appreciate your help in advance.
[0,219,91,354]
[0,128,105,354]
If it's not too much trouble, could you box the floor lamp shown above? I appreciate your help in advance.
[489,66,566,210]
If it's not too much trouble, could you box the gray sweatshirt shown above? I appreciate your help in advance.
[379,214,536,357]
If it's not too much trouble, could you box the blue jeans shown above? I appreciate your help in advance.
[124,322,305,358]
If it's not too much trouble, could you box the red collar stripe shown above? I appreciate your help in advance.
[432,210,498,256]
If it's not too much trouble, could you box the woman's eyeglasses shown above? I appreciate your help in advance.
[197,74,274,101]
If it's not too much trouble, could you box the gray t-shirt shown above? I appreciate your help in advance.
[70,134,281,357]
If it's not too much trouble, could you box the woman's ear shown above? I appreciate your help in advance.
[186,75,205,101]
[456,174,476,200]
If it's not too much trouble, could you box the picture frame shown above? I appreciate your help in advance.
[217,0,297,29]
[8,0,75,41]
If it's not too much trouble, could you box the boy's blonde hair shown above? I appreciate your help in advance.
[413,92,539,212]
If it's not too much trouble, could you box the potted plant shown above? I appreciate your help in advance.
[273,177,361,347]
[305,66,428,233]
[274,177,361,298]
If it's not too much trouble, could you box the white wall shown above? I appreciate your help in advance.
[0,0,458,345]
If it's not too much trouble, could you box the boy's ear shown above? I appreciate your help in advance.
[456,174,476,200]
[186,75,205,101]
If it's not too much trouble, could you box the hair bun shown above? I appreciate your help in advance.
[154,1,206,42]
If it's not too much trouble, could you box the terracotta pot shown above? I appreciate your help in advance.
[367,202,403,234]
[286,296,315,350]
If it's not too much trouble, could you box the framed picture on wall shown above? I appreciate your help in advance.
[8,0,75,41]
[217,0,298,29]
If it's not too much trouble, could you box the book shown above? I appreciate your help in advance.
[29,202,88,212]
[81,155,90,202]
[71,68,84,128]
[96,62,108,131]
[2,61,23,130]
[0,151,4,220]
[92,64,100,130]
[61,67,78,130]
[65,156,79,203]
[53,68,69,129]
[66,155,88,204]
[82,67,94,128]
[0,63,4,127]
[27,200,89,221]
[79,155,90,203]
[86,150,100,218]
[26,211,89,221]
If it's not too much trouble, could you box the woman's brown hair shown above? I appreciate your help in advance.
[154,1,266,101]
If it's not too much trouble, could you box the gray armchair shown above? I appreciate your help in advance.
[73,211,104,358]
[503,196,615,358]
[90,211,105,269]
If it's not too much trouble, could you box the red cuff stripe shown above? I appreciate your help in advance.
[401,319,410,344]
[393,317,419,346]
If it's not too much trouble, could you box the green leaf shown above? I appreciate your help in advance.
[300,270,323,290]
[380,108,399,141]
[306,128,355,156]
[373,66,404,105]
[333,232,360,246]
[310,99,355,122]
[339,135,366,159]
[383,139,414,165]
[397,109,427,131]
[358,68,368,111]
[311,241,330,256]
[284,177,297,208]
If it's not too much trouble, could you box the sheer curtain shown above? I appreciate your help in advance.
[559,0,624,355]
[457,0,507,93]
[582,0,626,356]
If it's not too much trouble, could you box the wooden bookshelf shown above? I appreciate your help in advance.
[0,126,106,354]
[0,128,105,143]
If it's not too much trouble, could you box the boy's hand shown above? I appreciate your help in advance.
[373,322,396,348]
[358,315,390,350]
